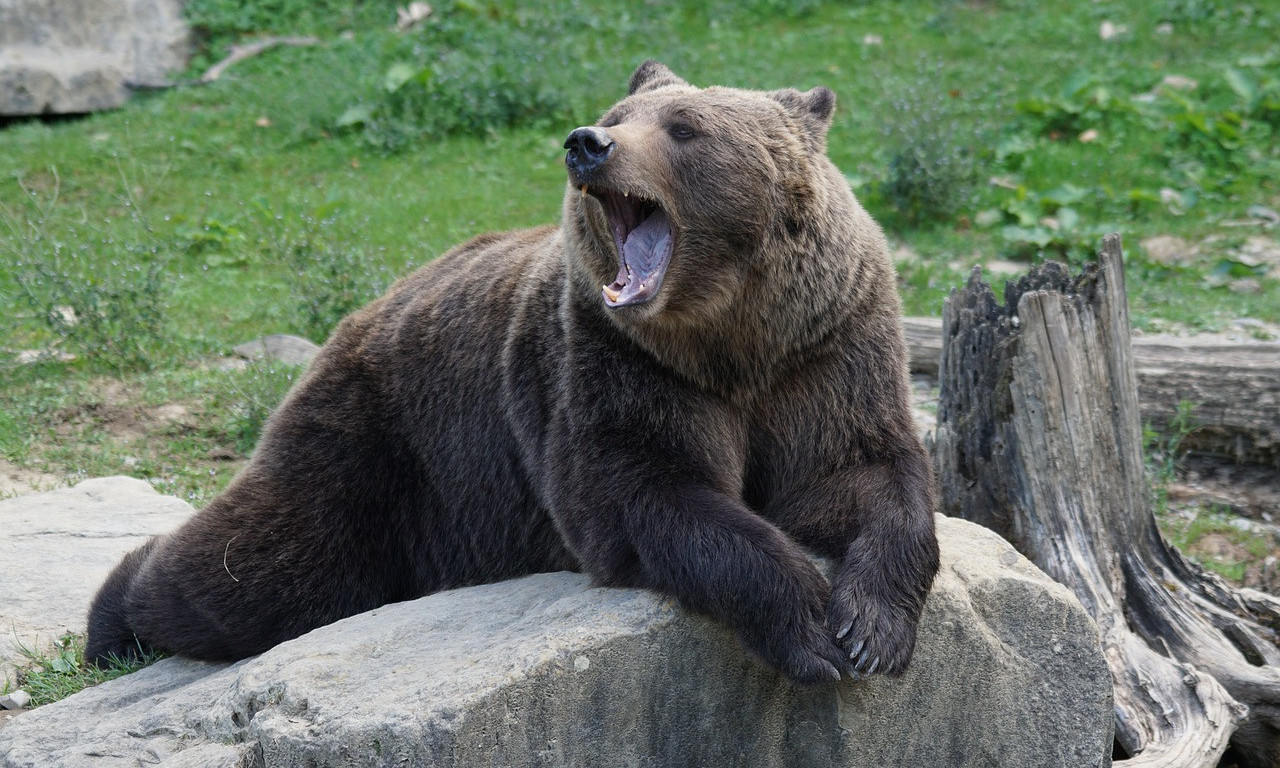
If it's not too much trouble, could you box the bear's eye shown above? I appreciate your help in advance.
[668,123,697,141]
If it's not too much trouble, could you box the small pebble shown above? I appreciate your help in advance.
[0,690,32,709]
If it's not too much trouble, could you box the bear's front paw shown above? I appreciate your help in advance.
[753,615,849,687]
[826,584,920,678]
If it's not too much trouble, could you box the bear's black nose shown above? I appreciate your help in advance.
[564,126,615,176]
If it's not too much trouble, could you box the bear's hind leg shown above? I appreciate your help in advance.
[85,538,159,667]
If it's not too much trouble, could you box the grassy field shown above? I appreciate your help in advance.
[1,2,1277,536]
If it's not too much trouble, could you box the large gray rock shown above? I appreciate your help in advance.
[0,507,1114,767]
[0,476,194,684]
[0,0,188,114]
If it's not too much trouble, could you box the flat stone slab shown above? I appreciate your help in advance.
[0,477,194,685]
[0,506,1114,767]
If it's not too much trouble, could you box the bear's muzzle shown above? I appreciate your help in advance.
[564,126,615,179]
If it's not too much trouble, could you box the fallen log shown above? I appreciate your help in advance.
[934,235,1280,767]
[904,314,1280,467]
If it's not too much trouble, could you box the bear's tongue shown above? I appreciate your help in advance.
[603,207,672,308]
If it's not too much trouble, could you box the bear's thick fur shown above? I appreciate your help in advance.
[87,62,939,685]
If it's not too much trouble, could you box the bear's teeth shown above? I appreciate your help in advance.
[580,185,589,197]
[603,285,622,302]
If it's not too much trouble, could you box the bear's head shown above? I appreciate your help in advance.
[562,61,848,327]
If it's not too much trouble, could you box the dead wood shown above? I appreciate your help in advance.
[199,36,321,83]
[904,315,1280,467]
[934,235,1280,767]
[128,36,321,90]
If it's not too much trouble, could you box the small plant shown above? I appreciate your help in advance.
[182,0,376,65]
[1014,69,1139,140]
[341,44,571,151]
[255,205,392,343]
[174,214,249,268]
[11,633,163,706]
[874,75,983,226]
[976,183,1115,264]
[1,171,175,374]
[1146,66,1280,177]
[1145,400,1199,512]
[335,1,602,151]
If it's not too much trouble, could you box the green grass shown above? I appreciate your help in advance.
[4,633,164,706]
[2,0,1279,703]
[0,361,300,504]
[4,0,1275,357]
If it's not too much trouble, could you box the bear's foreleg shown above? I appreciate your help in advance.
[545,356,850,686]
[562,478,850,685]
[643,483,857,684]
[822,456,939,677]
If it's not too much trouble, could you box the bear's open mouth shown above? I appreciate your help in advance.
[589,187,673,308]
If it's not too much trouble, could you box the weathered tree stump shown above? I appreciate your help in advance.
[934,234,1280,767]
[903,318,1280,467]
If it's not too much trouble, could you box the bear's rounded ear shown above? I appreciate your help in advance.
[799,86,836,124]
[770,86,837,151]
[629,60,689,96]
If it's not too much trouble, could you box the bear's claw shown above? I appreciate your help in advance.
[827,580,918,679]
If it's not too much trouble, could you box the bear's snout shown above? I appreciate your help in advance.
[564,126,615,178]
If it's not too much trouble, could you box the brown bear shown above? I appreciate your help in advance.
[87,61,939,686]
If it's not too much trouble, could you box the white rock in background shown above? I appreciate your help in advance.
[1099,20,1128,40]
[0,0,189,115]
[395,1,433,31]
[1160,74,1198,91]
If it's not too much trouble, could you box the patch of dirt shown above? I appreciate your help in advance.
[5,373,244,505]
[0,458,61,498]
[1187,533,1254,563]
[52,380,149,443]
[0,707,26,728]
[1155,459,1280,597]
[50,381,200,448]
[1244,556,1280,595]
